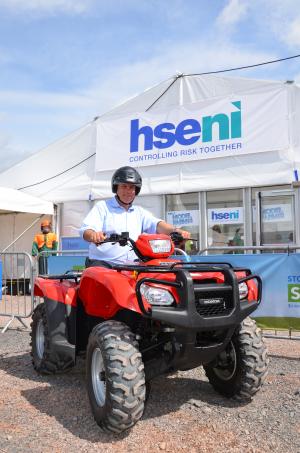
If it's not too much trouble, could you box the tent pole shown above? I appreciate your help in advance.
[53,203,61,244]
[145,74,182,111]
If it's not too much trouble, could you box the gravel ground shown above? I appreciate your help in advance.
[0,321,299,453]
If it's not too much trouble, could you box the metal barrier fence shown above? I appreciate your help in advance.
[0,252,35,333]
[0,247,299,340]
[262,329,300,341]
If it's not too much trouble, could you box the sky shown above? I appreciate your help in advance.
[0,0,300,171]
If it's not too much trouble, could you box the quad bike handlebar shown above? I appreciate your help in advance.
[96,231,198,261]
[96,231,145,261]
[97,231,197,247]
[101,231,130,246]
[169,231,198,246]
[95,231,128,246]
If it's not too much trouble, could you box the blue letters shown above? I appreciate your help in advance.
[288,275,300,283]
[129,101,242,152]
[130,119,153,152]
[211,210,239,221]
[153,122,176,149]
[202,114,229,142]
[175,119,201,146]
[231,101,241,138]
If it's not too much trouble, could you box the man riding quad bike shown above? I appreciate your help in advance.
[31,230,268,433]
[31,166,268,433]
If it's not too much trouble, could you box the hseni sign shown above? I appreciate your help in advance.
[96,89,289,170]
[130,101,241,152]
[208,207,244,225]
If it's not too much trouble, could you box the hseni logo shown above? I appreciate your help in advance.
[211,209,240,221]
[130,101,242,152]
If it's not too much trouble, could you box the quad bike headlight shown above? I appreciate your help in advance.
[238,282,248,299]
[149,239,172,254]
[140,283,174,306]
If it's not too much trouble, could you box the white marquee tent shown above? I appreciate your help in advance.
[0,187,53,215]
[0,73,299,244]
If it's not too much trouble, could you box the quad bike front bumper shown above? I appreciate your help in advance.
[135,263,262,331]
[134,263,262,376]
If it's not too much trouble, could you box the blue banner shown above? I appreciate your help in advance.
[47,255,86,274]
[61,236,88,251]
[182,253,300,329]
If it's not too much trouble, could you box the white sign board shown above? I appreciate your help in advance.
[167,210,199,227]
[253,204,292,223]
[262,204,292,223]
[207,207,244,225]
[96,88,288,170]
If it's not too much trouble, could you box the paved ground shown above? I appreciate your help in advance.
[0,322,299,453]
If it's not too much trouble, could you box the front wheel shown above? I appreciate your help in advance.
[86,320,146,433]
[204,317,269,401]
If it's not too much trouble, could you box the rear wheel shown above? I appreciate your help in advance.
[86,320,145,433]
[204,317,269,401]
[30,303,73,374]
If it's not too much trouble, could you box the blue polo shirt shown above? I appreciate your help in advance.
[80,197,162,264]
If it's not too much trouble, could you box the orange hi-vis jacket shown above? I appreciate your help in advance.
[32,232,58,256]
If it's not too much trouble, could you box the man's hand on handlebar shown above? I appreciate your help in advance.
[170,230,198,248]
[156,221,190,240]
[83,229,107,245]
[174,228,190,239]
[93,231,107,245]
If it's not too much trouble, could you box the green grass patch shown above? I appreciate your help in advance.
[72,265,85,271]
[253,316,300,330]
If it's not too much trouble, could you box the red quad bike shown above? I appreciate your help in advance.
[31,232,269,433]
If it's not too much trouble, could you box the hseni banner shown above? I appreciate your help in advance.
[96,88,289,170]
[184,253,300,330]
[208,207,244,225]
[167,210,199,227]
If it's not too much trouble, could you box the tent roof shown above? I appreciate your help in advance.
[0,74,298,203]
[0,187,53,214]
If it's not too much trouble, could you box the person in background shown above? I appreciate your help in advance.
[32,220,58,274]
[229,227,244,254]
[210,224,226,254]
[32,220,58,257]
[211,225,226,247]
[80,166,190,267]
[186,240,198,255]
[232,227,244,247]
